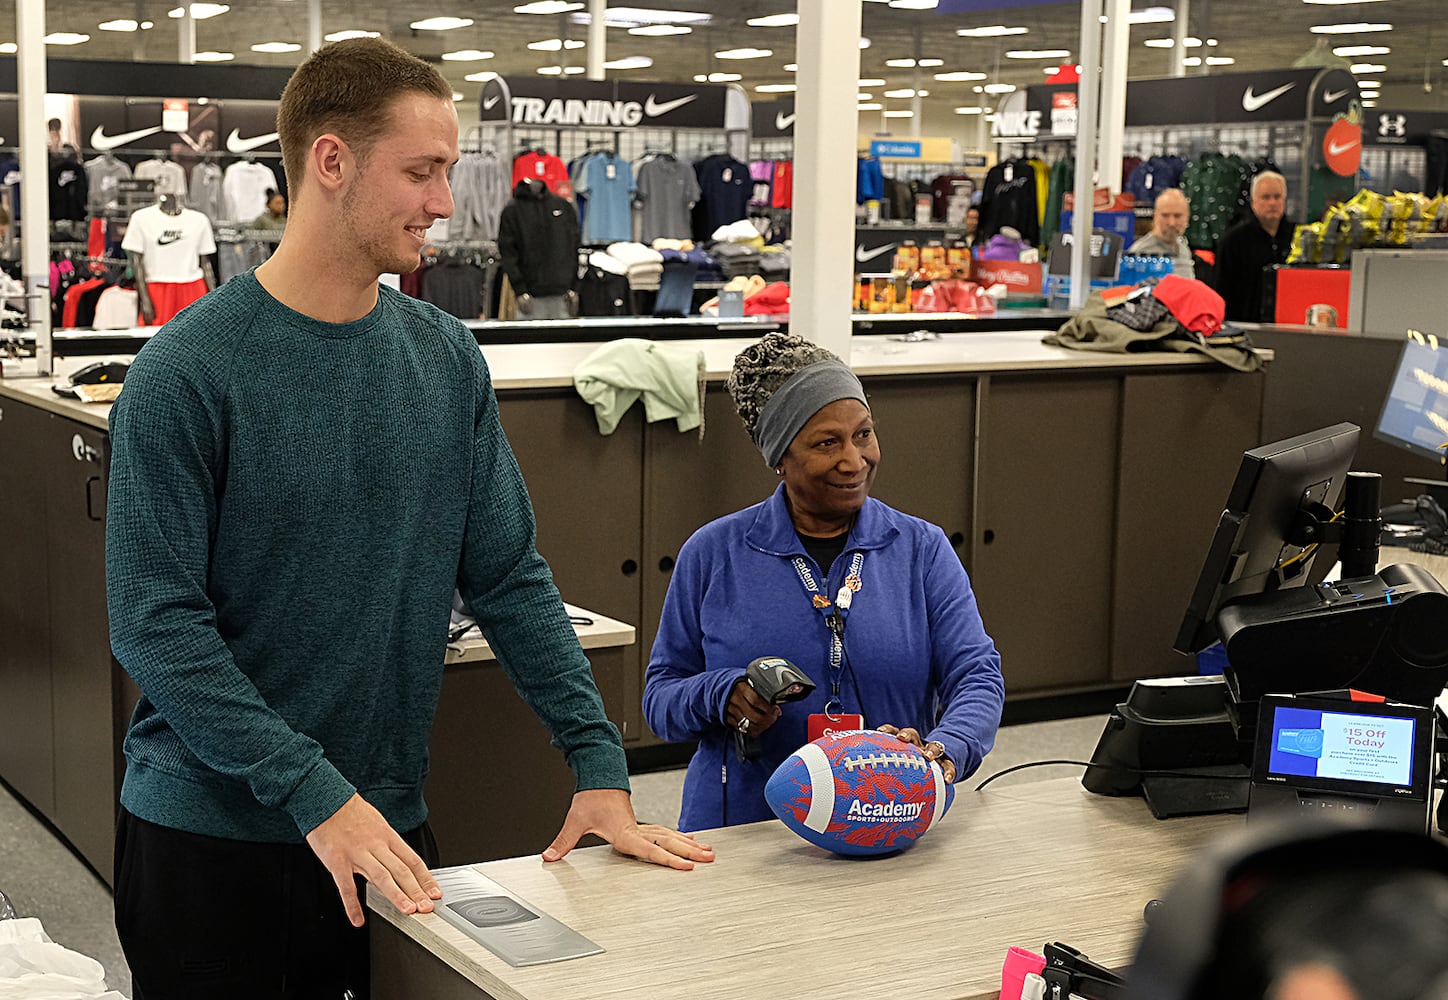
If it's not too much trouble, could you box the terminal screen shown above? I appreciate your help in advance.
[1266,705,1416,789]
[1375,333,1448,464]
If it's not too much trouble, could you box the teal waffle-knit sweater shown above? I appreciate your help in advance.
[106,270,628,843]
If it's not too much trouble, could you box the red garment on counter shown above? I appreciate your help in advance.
[743,281,791,316]
[1151,274,1225,337]
[913,279,996,314]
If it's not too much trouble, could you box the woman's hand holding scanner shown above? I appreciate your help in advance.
[305,793,442,928]
[728,656,816,760]
[542,788,715,870]
[878,725,957,783]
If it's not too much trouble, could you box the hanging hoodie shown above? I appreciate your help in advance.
[496,179,581,298]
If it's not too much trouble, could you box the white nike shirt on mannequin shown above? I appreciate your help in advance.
[122,204,217,283]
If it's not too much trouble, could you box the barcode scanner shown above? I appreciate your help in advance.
[735,656,815,762]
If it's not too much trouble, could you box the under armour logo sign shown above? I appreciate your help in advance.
[1379,113,1407,137]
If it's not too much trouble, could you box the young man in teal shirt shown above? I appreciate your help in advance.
[107,38,711,1000]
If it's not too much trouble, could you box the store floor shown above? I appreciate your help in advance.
[0,713,1107,999]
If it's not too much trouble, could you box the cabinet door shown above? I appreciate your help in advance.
[45,415,117,878]
[497,392,643,740]
[638,387,779,745]
[972,375,1121,694]
[0,399,56,814]
[861,375,976,571]
[1111,371,1265,681]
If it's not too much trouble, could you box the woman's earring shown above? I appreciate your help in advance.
[774,467,783,476]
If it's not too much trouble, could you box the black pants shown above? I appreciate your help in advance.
[114,807,439,1000]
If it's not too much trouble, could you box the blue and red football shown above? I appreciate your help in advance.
[764,729,954,856]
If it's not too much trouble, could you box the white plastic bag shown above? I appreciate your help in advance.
[0,917,119,999]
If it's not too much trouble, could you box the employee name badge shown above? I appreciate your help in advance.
[809,712,864,742]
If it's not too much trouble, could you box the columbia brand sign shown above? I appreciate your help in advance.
[481,77,729,130]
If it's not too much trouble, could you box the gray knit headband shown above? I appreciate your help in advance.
[753,360,868,467]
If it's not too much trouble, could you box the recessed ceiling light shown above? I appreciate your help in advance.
[884,88,927,98]
[1359,89,1381,97]
[885,58,917,67]
[571,7,711,28]
[44,32,91,45]
[860,37,871,48]
[1351,62,1388,73]
[858,92,873,100]
[883,109,915,117]
[528,38,585,51]
[889,0,938,9]
[1127,6,1175,23]
[451,92,464,102]
[192,50,235,61]
[1006,49,1071,59]
[1304,0,1389,4]
[933,71,987,82]
[715,47,772,59]
[604,55,654,69]
[784,63,798,71]
[628,24,691,35]
[858,78,887,86]
[142,21,154,28]
[410,16,474,31]
[1355,80,1380,87]
[443,49,495,61]
[0,43,17,53]
[957,25,1028,38]
[99,19,142,31]
[955,106,986,114]
[1205,56,1235,65]
[755,83,796,93]
[324,29,380,41]
[693,72,742,82]
[1310,22,1392,33]
[1333,45,1390,56]
[984,83,1016,94]
[1361,99,1377,107]
[168,3,229,18]
[464,71,498,82]
[251,41,302,53]
[747,13,798,27]
[514,1,582,12]
[858,103,883,111]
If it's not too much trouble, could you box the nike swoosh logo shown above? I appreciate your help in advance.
[775,111,796,131]
[482,95,501,111]
[90,124,162,151]
[1327,138,1360,156]
[855,243,895,262]
[156,235,182,245]
[643,94,698,117]
[225,129,279,154]
[1242,83,1293,112]
[1323,88,1350,103]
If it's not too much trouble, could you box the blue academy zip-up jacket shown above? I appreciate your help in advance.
[644,485,1004,831]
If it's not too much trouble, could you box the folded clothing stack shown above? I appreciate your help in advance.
[605,242,664,290]
[756,246,790,281]
[710,241,762,279]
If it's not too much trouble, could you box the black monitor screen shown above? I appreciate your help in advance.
[1252,694,1432,801]
[1175,422,1359,654]
[1374,330,1448,468]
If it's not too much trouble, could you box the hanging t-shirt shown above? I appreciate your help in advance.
[50,154,88,221]
[694,154,752,233]
[635,154,701,243]
[133,159,188,201]
[85,156,133,214]
[122,204,217,283]
[189,161,226,223]
[771,160,794,210]
[512,151,572,198]
[576,152,634,243]
[222,160,281,224]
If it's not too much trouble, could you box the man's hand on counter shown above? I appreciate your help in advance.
[542,788,716,870]
[306,793,443,928]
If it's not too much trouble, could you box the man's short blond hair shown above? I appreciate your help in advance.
[1251,171,1287,198]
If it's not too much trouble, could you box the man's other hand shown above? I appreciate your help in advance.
[305,793,442,927]
[542,788,716,871]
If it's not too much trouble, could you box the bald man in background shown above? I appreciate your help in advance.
[1127,188,1194,279]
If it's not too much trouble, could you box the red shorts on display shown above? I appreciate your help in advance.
[143,278,209,326]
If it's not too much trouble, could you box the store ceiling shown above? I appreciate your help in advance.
[5,0,1448,128]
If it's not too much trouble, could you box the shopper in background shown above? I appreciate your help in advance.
[250,188,288,231]
[963,205,980,248]
[107,37,710,1000]
[1127,188,1195,279]
[1213,171,1293,322]
[643,332,1005,830]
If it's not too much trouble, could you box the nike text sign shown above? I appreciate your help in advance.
[479,77,729,130]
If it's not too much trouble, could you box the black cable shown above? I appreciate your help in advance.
[973,758,1250,791]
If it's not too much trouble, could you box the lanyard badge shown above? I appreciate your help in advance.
[791,551,866,721]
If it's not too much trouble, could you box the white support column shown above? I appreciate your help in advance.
[791,0,862,358]
[1097,0,1129,195]
[586,0,606,80]
[1171,0,1189,77]
[309,0,322,53]
[1069,0,1103,309]
[17,0,51,374]
[910,30,923,138]
[178,5,195,63]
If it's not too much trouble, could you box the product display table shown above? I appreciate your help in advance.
[367,776,1243,1000]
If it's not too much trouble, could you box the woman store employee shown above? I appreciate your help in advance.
[644,333,1005,829]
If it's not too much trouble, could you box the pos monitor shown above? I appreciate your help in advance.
[1374,329,1448,494]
